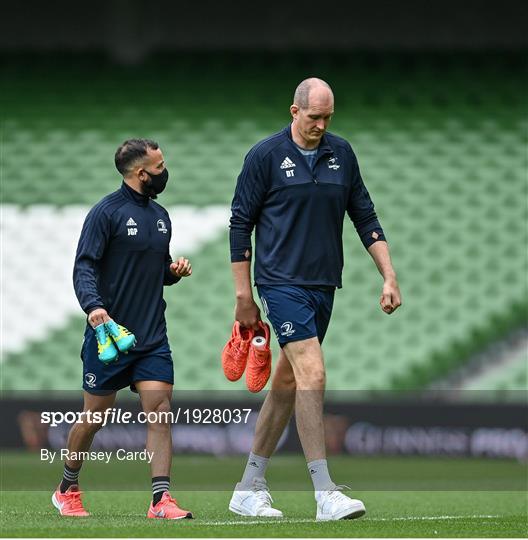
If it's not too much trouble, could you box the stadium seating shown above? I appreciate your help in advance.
[464,346,528,397]
[1,54,526,393]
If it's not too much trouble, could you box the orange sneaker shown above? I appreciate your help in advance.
[51,485,90,517]
[246,321,272,393]
[147,491,193,519]
[222,322,254,381]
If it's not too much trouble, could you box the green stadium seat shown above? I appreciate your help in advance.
[0,57,525,396]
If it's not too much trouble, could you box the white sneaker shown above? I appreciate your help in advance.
[229,477,283,517]
[316,485,366,521]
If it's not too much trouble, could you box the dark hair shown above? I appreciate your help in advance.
[114,138,159,175]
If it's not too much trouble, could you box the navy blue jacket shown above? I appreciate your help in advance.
[230,125,385,288]
[73,182,179,351]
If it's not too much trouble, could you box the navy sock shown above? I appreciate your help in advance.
[60,464,81,493]
[152,476,170,505]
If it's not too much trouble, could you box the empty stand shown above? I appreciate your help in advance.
[1,55,526,393]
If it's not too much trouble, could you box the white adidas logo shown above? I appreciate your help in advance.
[280,157,296,169]
[126,217,137,226]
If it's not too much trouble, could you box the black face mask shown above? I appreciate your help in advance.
[143,168,169,198]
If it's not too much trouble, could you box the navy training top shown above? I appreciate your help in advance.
[229,125,385,288]
[73,182,180,351]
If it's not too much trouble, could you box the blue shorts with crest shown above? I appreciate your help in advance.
[81,332,173,395]
[257,285,335,347]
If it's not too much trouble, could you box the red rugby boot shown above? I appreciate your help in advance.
[222,322,254,381]
[246,321,272,393]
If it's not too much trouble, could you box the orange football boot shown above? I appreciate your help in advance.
[222,322,254,381]
[51,485,90,516]
[246,321,272,393]
[147,491,193,519]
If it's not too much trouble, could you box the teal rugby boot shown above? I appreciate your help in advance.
[94,323,119,363]
[105,320,136,353]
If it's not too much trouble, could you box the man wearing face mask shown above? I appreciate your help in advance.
[52,139,194,519]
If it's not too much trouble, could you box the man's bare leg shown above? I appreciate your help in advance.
[53,391,115,516]
[284,338,367,518]
[252,349,296,456]
[136,380,173,503]
[282,337,337,493]
[136,380,173,476]
[60,391,117,488]
[136,380,193,519]
[237,349,297,487]
[240,336,326,478]
[282,337,327,463]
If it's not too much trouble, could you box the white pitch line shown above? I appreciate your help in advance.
[192,515,502,526]
[369,515,502,522]
[194,518,312,525]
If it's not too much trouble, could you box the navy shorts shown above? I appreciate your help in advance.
[257,285,335,347]
[81,331,174,395]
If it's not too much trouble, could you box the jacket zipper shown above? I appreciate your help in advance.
[312,151,334,184]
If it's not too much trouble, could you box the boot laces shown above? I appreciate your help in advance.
[67,490,84,511]
[233,340,249,358]
[253,478,273,506]
[252,347,269,365]
[164,493,178,506]
[326,484,351,503]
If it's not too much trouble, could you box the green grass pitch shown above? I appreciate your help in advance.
[1,453,526,537]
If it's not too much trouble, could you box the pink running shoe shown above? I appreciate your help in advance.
[51,485,90,517]
[147,491,194,519]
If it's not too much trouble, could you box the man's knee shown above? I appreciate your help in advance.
[297,367,326,389]
[290,360,326,389]
[75,411,106,435]
[271,351,297,391]
[79,393,116,434]
[285,339,326,389]
[271,366,296,391]
[144,397,172,428]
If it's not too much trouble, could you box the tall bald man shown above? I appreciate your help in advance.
[228,78,401,520]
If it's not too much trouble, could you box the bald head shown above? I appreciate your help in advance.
[293,78,334,109]
[290,78,334,148]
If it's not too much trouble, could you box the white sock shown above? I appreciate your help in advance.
[307,459,335,491]
[240,452,269,488]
